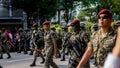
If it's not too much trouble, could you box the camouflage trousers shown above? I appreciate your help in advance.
[0,44,10,57]
[33,48,44,62]
[18,41,27,52]
[61,44,70,56]
[68,52,90,68]
[44,46,58,68]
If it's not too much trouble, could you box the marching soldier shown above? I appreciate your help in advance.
[29,27,35,55]
[43,21,59,68]
[60,26,71,61]
[30,23,45,66]
[68,19,90,68]
[0,28,11,59]
[25,29,31,52]
[18,28,28,54]
[77,9,117,68]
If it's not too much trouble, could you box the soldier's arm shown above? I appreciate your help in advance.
[51,32,58,58]
[52,39,58,58]
[77,32,94,68]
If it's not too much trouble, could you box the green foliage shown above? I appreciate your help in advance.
[12,0,59,22]
[85,22,94,35]
[12,0,38,15]
[77,7,97,22]
[77,11,86,21]
[37,0,59,20]
[79,0,97,8]
[77,0,120,21]
[60,0,80,23]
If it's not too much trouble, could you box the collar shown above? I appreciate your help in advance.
[98,27,115,36]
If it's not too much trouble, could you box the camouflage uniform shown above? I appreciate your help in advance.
[61,31,71,61]
[29,28,35,55]
[68,30,90,68]
[18,29,27,54]
[44,30,58,68]
[25,29,31,51]
[88,27,116,68]
[90,23,98,66]
[30,28,45,66]
[0,31,11,59]
[68,19,90,68]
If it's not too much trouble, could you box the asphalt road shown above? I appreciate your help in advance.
[0,52,97,68]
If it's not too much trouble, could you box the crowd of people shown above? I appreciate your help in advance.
[0,9,120,68]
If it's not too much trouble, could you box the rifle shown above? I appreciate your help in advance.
[30,48,42,53]
[67,38,84,57]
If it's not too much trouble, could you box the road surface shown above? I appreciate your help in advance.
[0,52,97,68]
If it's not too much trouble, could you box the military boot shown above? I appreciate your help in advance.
[65,52,69,55]
[60,55,65,61]
[29,51,33,55]
[0,55,3,59]
[17,51,21,53]
[30,61,36,67]
[7,53,11,59]
[40,58,45,64]
[58,52,61,58]
[24,51,28,54]
[0,57,3,59]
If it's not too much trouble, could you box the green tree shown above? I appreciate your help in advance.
[77,0,120,21]
[77,11,86,21]
[12,0,59,25]
[12,0,38,26]
[77,7,97,22]
[37,0,59,22]
[60,0,81,24]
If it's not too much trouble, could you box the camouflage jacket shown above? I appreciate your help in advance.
[44,29,57,51]
[69,30,89,57]
[88,27,117,66]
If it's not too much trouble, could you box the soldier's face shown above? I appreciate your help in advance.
[43,25,50,30]
[71,26,78,32]
[98,14,112,28]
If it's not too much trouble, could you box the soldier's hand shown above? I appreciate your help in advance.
[76,65,82,68]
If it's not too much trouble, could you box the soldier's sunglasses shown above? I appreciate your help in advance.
[98,15,111,19]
